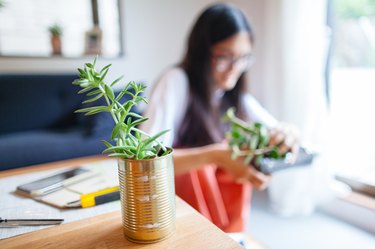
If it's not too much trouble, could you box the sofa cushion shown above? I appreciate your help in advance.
[0,75,84,135]
[0,128,107,170]
[0,74,144,169]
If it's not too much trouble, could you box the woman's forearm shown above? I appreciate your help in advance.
[172,145,218,175]
[171,144,271,190]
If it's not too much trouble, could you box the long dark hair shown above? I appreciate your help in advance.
[177,4,255,147]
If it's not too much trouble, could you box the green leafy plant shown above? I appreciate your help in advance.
[334,0,375,19]
[0,0,6,9]
[73,58,170,159]
[223,107,285,166]
[48,24,63,37]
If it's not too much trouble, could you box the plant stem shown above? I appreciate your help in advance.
[235,147,274,156]
[228,115,257,134]
[99,84,118,124]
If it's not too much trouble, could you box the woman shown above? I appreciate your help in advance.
[141,3,298,232]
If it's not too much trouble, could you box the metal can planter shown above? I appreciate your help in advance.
[118,151,176,243]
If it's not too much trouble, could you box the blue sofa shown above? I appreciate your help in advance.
[0,74,120,170]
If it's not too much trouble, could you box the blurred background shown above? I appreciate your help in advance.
[0,0,374,248]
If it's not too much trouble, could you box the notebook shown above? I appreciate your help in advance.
[15,161,119,208]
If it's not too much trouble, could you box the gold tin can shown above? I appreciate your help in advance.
[118,151,176,243]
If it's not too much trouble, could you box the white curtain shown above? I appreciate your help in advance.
[249,0,332,216]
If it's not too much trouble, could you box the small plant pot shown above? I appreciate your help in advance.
[51,35,62,55]
[118,150,176,243]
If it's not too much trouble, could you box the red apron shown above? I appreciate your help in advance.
[175,164,252,232]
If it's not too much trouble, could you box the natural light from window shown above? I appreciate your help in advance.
[329,0,375,185]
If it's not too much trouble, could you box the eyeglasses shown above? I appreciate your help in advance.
[212,54,255,73]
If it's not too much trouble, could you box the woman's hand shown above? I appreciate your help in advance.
[268,122,300,161]
[208,143,272,190]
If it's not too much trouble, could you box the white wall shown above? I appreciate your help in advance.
[119,0,215,85]
[231,0,269,108]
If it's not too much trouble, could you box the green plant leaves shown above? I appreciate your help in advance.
[223,108,285,167]
[72,58,170,160]
[103,145,137,154]
[75,106,109,115]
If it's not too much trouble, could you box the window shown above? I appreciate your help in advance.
[328,0,375,195]
[0,0,122,58]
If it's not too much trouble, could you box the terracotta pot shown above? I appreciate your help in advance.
[51,35,62,55]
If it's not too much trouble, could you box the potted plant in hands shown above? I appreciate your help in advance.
[48,24,62,56]
[223,107,288,173]
[73,58,175,243]
[223,107,311,175]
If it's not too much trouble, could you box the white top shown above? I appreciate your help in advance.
[140,67,277,147]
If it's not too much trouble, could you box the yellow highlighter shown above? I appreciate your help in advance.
[80,186,120,208]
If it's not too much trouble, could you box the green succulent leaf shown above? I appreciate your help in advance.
[82,93,103,104]
[100,68,110,82]
[142,129,170,149]
[102,140,113,148]
[87,89,102,96]
[111,75,124,87]
[103,145,137,154]
[100,64,112,74]
[75,106,109,114]
[104,84,115,101]
[111,122,122,140]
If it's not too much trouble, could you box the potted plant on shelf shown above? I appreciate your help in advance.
[48,24,62,56]
[73,58,175,243]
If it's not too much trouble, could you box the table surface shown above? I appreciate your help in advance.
[0,156,247,249]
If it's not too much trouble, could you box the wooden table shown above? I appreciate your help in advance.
[0,156,249,249]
